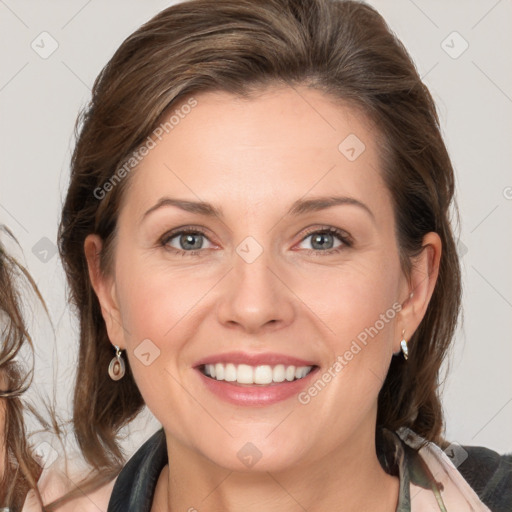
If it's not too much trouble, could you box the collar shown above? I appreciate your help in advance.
[107,427,489,512]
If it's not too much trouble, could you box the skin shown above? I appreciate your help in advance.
[85,85,441,512]
[21,469,115,512]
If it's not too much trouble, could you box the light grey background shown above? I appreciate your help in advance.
[1,0,511,456]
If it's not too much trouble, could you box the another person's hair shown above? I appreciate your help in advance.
[59,0,461,471]
[0,226,44,509]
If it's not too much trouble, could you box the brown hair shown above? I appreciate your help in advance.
[58,0,461,471]
[0,226,44,509]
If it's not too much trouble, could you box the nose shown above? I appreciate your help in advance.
[216,242,295,334]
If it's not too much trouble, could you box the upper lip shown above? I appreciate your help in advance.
[194,351,318,368]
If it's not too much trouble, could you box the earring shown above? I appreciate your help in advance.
[108,345,126,380]
[400,330,409,360]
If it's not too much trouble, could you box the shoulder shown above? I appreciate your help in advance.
[22,471,116,512]
[395,427,512,511]
[458,445,512,511]
[21,449,117,512]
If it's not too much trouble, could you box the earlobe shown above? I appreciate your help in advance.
[395,232,442,352]
[84,234,126,349]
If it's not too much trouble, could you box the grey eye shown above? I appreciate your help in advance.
[298,230,345,251]
[164,231,214,251]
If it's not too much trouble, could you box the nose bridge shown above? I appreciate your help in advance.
[216,233,295,332]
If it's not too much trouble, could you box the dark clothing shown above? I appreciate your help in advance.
[107,428,512,511]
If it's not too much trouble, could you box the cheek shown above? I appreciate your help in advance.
[113,262,205,427]
[294,255,401,347]
[293,262,401,427]
[293,253,402,407]
[113,257,218,398]
[115,258,212,346]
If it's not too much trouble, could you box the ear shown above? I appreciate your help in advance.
[395,232,442,353]
[84,234,126,350]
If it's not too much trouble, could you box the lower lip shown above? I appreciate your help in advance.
[195,367,320,406]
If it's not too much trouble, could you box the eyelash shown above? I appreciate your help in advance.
[159,227,211,257]
[159,225,353,257]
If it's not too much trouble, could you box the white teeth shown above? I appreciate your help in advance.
[272,364,285,383]
[237,364,254,384]
[254,365,273,384]
[214,363,224,380]
[285,365,296,381]
[225,363,237,382]
[295,367,309,379]
[202,363,314,384]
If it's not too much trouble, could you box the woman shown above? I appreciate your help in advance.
[0,226,44,510]
[0,227,113,511]
[57,0,511,510]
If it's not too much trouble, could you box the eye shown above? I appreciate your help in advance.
[296,227,352,255]
[160,227,215,256]
[159,225,352,257]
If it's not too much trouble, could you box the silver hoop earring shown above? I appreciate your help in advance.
[400,330,409,360]
[108,345,126,380]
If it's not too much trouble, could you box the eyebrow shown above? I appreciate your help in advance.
[142,195,375,222]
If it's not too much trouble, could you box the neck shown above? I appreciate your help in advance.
[153,426,399,512]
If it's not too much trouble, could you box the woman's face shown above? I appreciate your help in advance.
[88,85,430,472]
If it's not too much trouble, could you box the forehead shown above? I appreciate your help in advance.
[123,85,391,222]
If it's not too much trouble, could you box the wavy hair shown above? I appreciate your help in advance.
[0,226,45,509]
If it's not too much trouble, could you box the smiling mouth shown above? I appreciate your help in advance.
[199,363,318,386]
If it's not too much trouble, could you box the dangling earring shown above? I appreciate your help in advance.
[400,330,409,360]
[108,345,126,380]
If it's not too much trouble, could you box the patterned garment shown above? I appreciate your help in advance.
[105,427,508,511]
[380,428,491,511]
